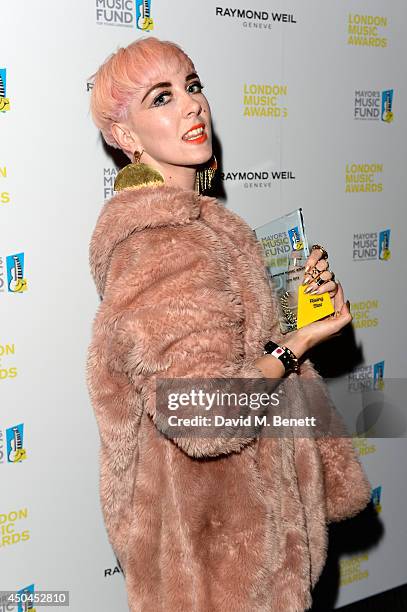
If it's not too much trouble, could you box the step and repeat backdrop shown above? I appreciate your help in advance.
[1,0,406,610]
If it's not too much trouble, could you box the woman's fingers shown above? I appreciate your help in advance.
[304,270,335,294]
[333,282,345,312]
[304,246,328,274]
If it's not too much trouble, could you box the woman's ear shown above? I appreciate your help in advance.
[111,123,140,158]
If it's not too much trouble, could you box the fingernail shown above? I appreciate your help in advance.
[304,285,314,294]
[304,265,311,274]
[309,288,319,295]
[302,276,311,286]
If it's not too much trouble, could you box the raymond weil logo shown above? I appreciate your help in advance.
[0,342,18,381]
[220,169,295,188]
[0,253,28,293]
[354,89,394,122]
[96,0,154,29]
[215,7,296,30]
[0,165,10,204]
[348,14,388,47]
[0,68,10,112]
[243,84,288,117]
[104,558,124,577]
[353,229,391,261]
[348,360,385,392]
[345,163,383,193]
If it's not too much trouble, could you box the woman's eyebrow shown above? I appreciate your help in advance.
[141,72,200,104]
[141,81,170,103]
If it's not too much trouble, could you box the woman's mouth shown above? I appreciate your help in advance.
[182,123,208,144]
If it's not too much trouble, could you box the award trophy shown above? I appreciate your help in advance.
[254,209,334,333]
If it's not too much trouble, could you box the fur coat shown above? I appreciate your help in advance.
[86,184,371,612]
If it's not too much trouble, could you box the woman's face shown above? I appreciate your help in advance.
[124,62,213,169]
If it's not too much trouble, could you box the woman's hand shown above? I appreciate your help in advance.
[302,245,338,298]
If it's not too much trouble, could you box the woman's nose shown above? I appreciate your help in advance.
[181,91,202,117]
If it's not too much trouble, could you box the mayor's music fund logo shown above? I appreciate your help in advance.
[0,423,26,464]
[0,342,18,382]
[347,13,388,47]
[220,168,295,188]
[354,89,394,122]
[243,83,288,118]
[348,360,385,392]
[352,229,391,261]
[0,253,28,293]
[96,0,154,29]
[371,485,382,513]
[103,167,118,200]
[0,164,11,205]
[345,163,383,193]
[0,68,10,113]
[215,7,296,30]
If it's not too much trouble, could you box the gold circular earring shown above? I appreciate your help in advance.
[195,155,218,195]
[114,148,165,192]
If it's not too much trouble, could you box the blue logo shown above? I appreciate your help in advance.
[381,89,394,122]
[371,486,382,513]
[6,423,26,463]
[135,0,154,30]
[378,229,391,260]
[6,252,27,292]
[17,583,35,612]
[373,361,385,390]
[0,68,10,112]
[288,226,303,251]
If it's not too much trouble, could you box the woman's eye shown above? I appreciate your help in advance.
[152,91,171,107]
[188,81,204,94]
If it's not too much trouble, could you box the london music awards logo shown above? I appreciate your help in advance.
[103,167,118,200]
[339,553,369,586]
[347,13,388,47]
[0,507,30,548]
[350,299,380,329]
[0,68,10,113]
[243,83,288,117]
[215,7,297,30]
[96,0,154,30]
[220,168,295,189]
[345,163,383,193]
[0,253,28,293]
[0,164,10,205]
[348,360,385,392]
[354,89,394,122]
[353,229,391,261]
[0,342,17,382]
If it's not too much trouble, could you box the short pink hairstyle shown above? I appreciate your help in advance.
[90,37,195,148]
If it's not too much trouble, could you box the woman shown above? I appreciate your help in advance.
[87,37,371,612]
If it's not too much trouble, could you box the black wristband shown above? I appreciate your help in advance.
[263,340,300,374]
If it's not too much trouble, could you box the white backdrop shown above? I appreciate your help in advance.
[1,0,406,610]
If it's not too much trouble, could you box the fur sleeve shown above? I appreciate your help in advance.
[91,225,265,459]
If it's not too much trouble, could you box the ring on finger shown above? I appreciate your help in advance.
[315,277,325,287]
[311,244,329,260]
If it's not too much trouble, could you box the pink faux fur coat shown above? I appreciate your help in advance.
[87,184,371,612]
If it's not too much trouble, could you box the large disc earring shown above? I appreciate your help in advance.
[195,155,217,195]
[114,149,165,192]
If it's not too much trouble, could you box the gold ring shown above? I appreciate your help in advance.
[311,244,328,260]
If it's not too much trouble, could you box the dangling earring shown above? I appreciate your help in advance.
[114,149,165,192]
[195,155,217,195]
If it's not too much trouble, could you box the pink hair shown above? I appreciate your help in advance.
[90,37,195,148]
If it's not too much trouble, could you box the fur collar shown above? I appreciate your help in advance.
[89,185,215,297]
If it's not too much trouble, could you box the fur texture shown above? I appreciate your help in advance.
[87,185,371,611]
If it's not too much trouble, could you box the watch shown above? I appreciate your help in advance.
[263,340,300,374]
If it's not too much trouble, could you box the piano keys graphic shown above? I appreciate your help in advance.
[17,584,36,612]
[136,0,154,30]
[6,423,26,462]
[0,68,10,112]
[0,72,5,97]
[6,252,28,292]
